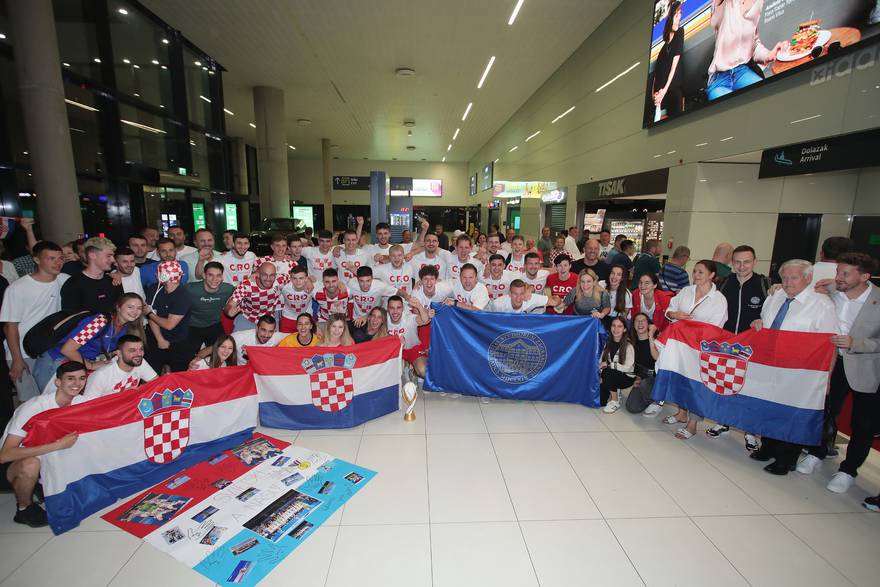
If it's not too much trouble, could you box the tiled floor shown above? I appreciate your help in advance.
[2,395,880,586]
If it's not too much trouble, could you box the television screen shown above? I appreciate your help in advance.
[644,0,880,127]
[480,162,494,192]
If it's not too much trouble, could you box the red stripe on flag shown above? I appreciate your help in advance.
[22,366,257,446]
[247,336,401,375]
[658,321,836,371]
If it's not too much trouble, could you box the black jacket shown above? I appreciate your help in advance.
[718,273,770,333]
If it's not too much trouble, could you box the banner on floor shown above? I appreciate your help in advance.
[424,305,606,406]
[249,337,402,430]
[22,366,259,535]
[102,433,375,587]
[653,322,836,445]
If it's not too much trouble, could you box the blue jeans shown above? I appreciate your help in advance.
[32,354,63,394]
[707,63,762,100]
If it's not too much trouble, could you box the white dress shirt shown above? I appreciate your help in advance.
[564,235,583,260]
[665,284,728,327]
[760,287,839,334]
[834,286,870,336]
[810,261,837,288]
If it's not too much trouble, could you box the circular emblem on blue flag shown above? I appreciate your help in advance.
[488,331,547,385]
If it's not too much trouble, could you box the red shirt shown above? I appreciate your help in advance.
[547,273,578,315]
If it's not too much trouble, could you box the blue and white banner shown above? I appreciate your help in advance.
[424,305,606,406]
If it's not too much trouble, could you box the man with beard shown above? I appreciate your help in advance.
[82,335,157,399]
[226,261,286,331]
[571,239,611,284]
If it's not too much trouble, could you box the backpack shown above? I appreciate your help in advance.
[23,310,109,359]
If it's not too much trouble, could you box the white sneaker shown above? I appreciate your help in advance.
[796,454,821,475]
[479,397,490,405]
[603,400,621,414]
[643,403,662,417]
[827,472,855,494]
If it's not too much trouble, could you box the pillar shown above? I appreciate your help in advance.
[8,0,84,242]
[252,86,290,218]
[321,138,333,230]
[519,198,542,240]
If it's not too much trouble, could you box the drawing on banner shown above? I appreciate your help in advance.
[231,437,282,466]
[243,489,322,542]
[302,352,357,412]
[487,330,547,385]
[162,526,185,545]
[117,492,191,525]
[138,388,194,464]
[698,340,753,396]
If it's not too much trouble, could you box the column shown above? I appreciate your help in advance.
[321,138,333,230]
[8,0,83,242]
[252,86,290,218]
[519,198,542,240]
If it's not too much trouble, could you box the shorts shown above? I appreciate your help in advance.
[402,345,428,364]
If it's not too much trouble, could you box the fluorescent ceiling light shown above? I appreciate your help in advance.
[462,102,473,121]
[509,146,518,152]
[0,34,6,40]
[447,144,452,152]
[223,108,234,116]
[194,61,202,66]
[121,119,166,134]
[452,128,460,140]
[151,59,159,65]
[695,142,708,147]
[525,130,541,142]
[595,61,640,93]
[65,98,99,112]
[551,106,575,123]
[441,156,446,162]
[653,154,661,158]
[288,145,296,150]
[790,114,822,124]
[162,38,169,44]
[93,57,101,63]
[117,8,128,15]
[719,136,734,142]
[494,158,499,163]
[199,95,211,103]
[667,150,676,154]
[159,65,166,70]
[62,62,70,67]
[249,122,257,128]
[477,56,496,89]
[508,0,525,25]
[122,58,130,64]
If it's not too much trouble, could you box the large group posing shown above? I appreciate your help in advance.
[0,217,878,527]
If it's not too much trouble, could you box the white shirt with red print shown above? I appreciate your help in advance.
[373,263,415,293]
[387,311,420,349]
[451,281,490,309]
[506,253,527,273]
[346,278,398,319]
[335,249,373,282]
[522,270,550,295]
[302,246,335,280]
[480,270,519,300]
[279,283,313,320]
[256,255,297,278]
[410,250,453,281]
[82,357,158,400]
[231,274,289,323]
[447,255,485,282]
[411,281,454,308]
[310,286,351,322]
[220,251,257,286]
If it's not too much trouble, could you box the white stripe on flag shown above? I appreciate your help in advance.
[255,360,401,407]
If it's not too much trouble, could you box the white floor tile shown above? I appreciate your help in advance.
[431,522,538,587]
[424,394,487,434]
[693,515,850,587]
[326,524,431,587]
[260,525,339,587]
[480,400,548,433]
[427,434,515,523]
[533,401,607,432]
[776,513,880,587]
[341,435,428,525]
[555,432,684,518]
[598,407,667,432]
[108,543,213,587]
[609,517,747,587]
[520,520,643,586]
[2,530,141,587]
[491,433,600,520]
[0,533,52,583]
[363,399,425,435]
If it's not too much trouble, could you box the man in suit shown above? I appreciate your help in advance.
[796,253,880,494]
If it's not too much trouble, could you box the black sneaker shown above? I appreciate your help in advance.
[13,504,48,528]
[863,495,880,512]
[705,425,730,438]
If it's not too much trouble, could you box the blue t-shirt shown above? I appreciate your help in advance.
[141,259,189,289]
[658,263,689,292]
[49,313,126,360]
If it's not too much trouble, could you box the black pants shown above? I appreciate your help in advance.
[759,436,802,469]
[600,368,635,406]
[626,374,656,413]
[181,323,225,360]
[838,389,880,477]
[660,86,683,116]
[145,331,191,373]
[808,361,851,460]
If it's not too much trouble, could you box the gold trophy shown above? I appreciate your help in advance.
[402,381,418,422]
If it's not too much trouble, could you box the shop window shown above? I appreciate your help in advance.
[143,185,188,235]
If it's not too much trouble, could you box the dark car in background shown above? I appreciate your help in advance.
[249,217,307,256]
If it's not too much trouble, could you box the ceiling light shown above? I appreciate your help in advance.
[462,102,473,121]
[509,145,518,152]
[151,59,159,65]
[249,122,256,128]
[551,106,575,123]
[0,34,6,40]
[595,61,640,93]
[407,130,413,137]
[159,104,165,108]
[199,95,211,103]
[296,118,312,126]
[452,128,460,140]
[790,114,822,124]
[194,61,202,66]
[525,130,541,142]
[330,144,339,150]
[223,108,234,116]
[494,158,499,163]
[133,92,140,97]
[93,57,101,63]
[403,118,416,128]
[117,8,128,15]
[447,144,452,152]
[65,98,99,112]
[121,119,166,134]
[162,38,169,44]
[395,67,416,78]
[508,0,525,25]
[719,136,734,142]
[202,66,208,71]
[122,58,130,64]
[667,150,676,154]
[699,179,708,182]
[653,154,662,158]
[159,65,166,70]
[62,62,70,67]
[441,156,446,162]
[288,145,296,150]
[695,142,708,147]
[477,56,496,89]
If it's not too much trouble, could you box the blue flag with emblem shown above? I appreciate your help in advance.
[424,305,606,406]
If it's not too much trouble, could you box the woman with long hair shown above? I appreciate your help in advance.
[33,293,147,390]
[600,316,635,413]
[192,334,237,369]
[663,259,728,439]
[632,272,674,332]
[318,313,354,347]
[604,264,633,327]
[362,307,389,341]
[625,313,662,414]
[652,1,684,119]
[556,269,610,318]
[279,313,320,347]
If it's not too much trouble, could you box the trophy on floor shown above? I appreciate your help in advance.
[402,381,418,422]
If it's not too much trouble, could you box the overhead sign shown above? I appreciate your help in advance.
[332,176,370,190]
[389,178,442,197]
[480,162,494,192]
[224,203,238,230]
[541,189,566,203]
[577,168,669,201]
[291,205,313,230]
[758,128,880,179]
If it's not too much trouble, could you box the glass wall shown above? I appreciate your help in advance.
[108,2,174,110]
[64,84,104,176]
[183,46,214,129]
[53,0,102,82]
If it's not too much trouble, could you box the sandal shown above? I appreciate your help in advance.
[675,428,694,440]
[662,415,681,425]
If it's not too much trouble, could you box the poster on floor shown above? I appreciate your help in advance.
[103,433,375,586]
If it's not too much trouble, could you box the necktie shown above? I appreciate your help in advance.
[770,297,794,330]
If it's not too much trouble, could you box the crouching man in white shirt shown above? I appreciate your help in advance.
[447,264,490,310]
[83,335,158,399]
[0,362,87,527]
[489,279,561,314]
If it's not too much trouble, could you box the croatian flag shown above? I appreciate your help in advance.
[249,337,402,430]
[653,322,836,445]
[22,366,258,534]
[0,216,16,238]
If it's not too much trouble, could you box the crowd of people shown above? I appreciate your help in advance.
[0,217,878,527]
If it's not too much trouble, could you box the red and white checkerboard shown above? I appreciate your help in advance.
[143,409,190,464]
[310,369,355,412]
[232,279,283,322]
[71,315,108,345]
[699,353,748,396]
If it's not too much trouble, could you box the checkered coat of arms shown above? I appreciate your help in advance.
[138,388,193,464]
[699,341,753,396]
[302,352,357,412]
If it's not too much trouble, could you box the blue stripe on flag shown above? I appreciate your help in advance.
[44,428,254,535]
[258,385,399,430]
[653,370,823,445]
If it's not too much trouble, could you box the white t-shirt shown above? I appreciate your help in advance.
[447,256,485,282]
[1,260,19,284]
[410,250,452,281]
[219,251,257,286]
[177,246,200,281]
[387,311,420,349]
[256,255,297,279]
[230,329,287,365]
[506,253,527,273]
[367,242,414,258]
[811,261,838,287]
[279,283,313,319]
[452,282,490,309]
[81,357,158,400]
[1,392,85,449]
[480,270,519,300]
[347,278,397,319]
[335,249,372,282]
[302,247,336,280]
[0,274,69,360]
[412,281,454,307]
[121,267,146,300]
[522,270,550,295]
[373,263,415,294]
[489,294,549,314]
